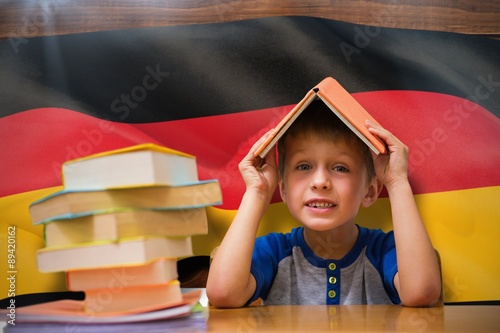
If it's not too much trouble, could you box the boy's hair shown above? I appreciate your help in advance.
[277,100,376,182]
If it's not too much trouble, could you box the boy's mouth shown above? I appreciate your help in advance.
[306,201,335,208]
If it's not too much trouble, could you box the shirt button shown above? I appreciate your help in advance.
[329,276,337,284]
[328,263,336,271]
[328,290,337,298]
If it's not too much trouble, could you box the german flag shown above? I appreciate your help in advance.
[1,16,499,304]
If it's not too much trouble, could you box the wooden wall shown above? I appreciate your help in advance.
[0,0,499,39]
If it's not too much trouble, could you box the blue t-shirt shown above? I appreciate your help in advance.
[248,225,400,305]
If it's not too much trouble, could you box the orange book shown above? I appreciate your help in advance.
[84,280,183,313]
[0,290,202,323]
[254,77,387,157]
[66,258,178,291]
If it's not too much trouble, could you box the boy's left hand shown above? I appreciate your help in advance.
[365,120,410,189]
[366,121,443,307]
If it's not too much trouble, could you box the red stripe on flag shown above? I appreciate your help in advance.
[1,91,499,210]
[0,108,163,197]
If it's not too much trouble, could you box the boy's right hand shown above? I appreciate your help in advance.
[208,131,276,308]
[239,130,278,202]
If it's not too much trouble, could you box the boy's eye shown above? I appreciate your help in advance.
[296,164,312,171]
[333,165,349,173]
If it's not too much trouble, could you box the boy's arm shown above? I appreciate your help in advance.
[366,121,442,307]
[206,132,278,308]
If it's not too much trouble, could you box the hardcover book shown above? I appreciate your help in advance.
[30,180,222,225]
[36,236,193,272]
[62,143,199,190]
[66,258,178,291]
[44,208,208,247]
[254,77,387,157]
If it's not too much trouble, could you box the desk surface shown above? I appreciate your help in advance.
[207,305,500,332]
[1,304,499,332]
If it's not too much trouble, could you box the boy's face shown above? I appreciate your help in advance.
[279,132,378,231]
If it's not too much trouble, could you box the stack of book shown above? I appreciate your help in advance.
[29,143,222,315]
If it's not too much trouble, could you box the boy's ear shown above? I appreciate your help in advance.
[278,178,287,204]
[361,177,383,208]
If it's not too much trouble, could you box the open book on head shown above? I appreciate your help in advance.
[254,77,387,158]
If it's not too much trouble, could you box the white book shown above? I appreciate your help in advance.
[62,143,199,190]
[36,236,193,273]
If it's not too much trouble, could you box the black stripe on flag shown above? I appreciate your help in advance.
[0,16,499,123]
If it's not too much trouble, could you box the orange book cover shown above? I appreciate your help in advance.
[254,77,387,157]
[66,258,178,291]
[84,280,183,313]
[0,290,201,323]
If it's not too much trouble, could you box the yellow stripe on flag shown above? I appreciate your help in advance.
[1,186,66,296]
[2,186,499,302]
[415,186,500,303]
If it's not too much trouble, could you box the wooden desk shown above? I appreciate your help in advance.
[1,302,498,332]
[207,305,500,332]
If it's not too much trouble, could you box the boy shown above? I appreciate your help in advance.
[207,101,442,307]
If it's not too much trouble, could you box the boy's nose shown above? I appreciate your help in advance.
[310,169,331,190]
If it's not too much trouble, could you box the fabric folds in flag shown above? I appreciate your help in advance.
[0,16,499,303]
